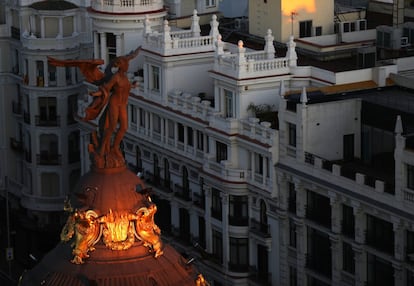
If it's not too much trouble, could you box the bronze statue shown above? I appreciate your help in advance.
[48,47,141,168]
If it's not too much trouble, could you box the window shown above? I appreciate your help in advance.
[288,182,296,214]
[315,26,322,36]
[196,130,204,150]
[179,208,190,243]
[224,89,234,118]
[343,242,355,274]
[306,190,331,228]
[299,20,312,38]
[212,229,223,264]
[216,141,227,162]
[211,188,222,220]
[342,204,355,238]
[366,214,394,255]
[178,123,184,143]
[229,195,248,226]
[153,114,161,133]
[288,123,296,147]
[41,172,59,196]
[367,253,394,286]
[38,97,57,123]
[359,20,366,31]
[163,158,170,188]
[129,105,136,124]
[65,66,73,85]
[187,127,193,146]
[307,227,332,278]
[205,0,216,7]
[289,266,297,286]
[229,238,249,272]
[139,108,145,127]
[344,22,350,33]
[289,219,297,248]
[150,65,160,92]
[67,94,78,124]
[198,216,206,249]
[48,64,57,86]
[168,120,174,139]
[255,153,264,175]
[407,230,414,262]
[68,131,80,163]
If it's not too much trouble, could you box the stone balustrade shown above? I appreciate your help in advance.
[21,32,81,50]
[91,0,163,13]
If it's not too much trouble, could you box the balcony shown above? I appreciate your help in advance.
[91,0,165,14]
[250,218,271,238]
[174,184,191,201]
[35,115,61,127]
[36,152,62,165]
[193,192,205,209]
[21,32,81,50]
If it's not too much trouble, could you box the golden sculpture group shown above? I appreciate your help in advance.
[60,196,163,264]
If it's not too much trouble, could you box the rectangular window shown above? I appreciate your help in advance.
[255,153,264,175]
[288,182,296,214]
[48,64,57,87]
[153,114,161,133]
[306,190,331,228]
[343,242,355,274]
[196,130,204,150]
[289,219,297,248]
[178,123,184,143]
[288,123,296,147]
[129,105,136,124]
[212,229,223,264]
[229,195,248,226]
[315,26,322,36]
[342,204,355,238]
[198,216,206,249]
[366,214,394,255]
[216,141,227,163]
[211,188,222,220]
[187,127,193,146]
[139,108,145,127]
[344,22,350,33]
[229,238,249,272]
[359,20,366,31]
[38,97,57,122]
[151,65,160,92]
[407,230,414,262]
[224,89,234,118]
[289,266,297,286]
[299,20,312,38]
[168,120,174,139]
[205,0,216,7]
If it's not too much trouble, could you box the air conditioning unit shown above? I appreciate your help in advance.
[401,37,410,47]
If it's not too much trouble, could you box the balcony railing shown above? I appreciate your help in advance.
[193,192,205,209]
[174,184,191,201]
[36,153,62,165]
[250,218,271,238]
[35,115,61,127]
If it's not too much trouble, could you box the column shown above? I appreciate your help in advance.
[40,17,45,38]
[161,118,165,143]
[93,32,100,58]
[353,206,366,286]
[100,32,107,65]
[204,187,212,252]
[296,219,307,285]
[222,193,229,267]
[330,193,341,234]
[57,17,63,38]
[330,234,341,284]
[115,33,122,57]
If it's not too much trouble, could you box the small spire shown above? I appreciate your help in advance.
[191,9,201,37]
[286,35,297,67]
[264,29,276,59]
[300,87,308,104]
[395,115,403,134]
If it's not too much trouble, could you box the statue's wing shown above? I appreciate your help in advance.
[47,56,105,83]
